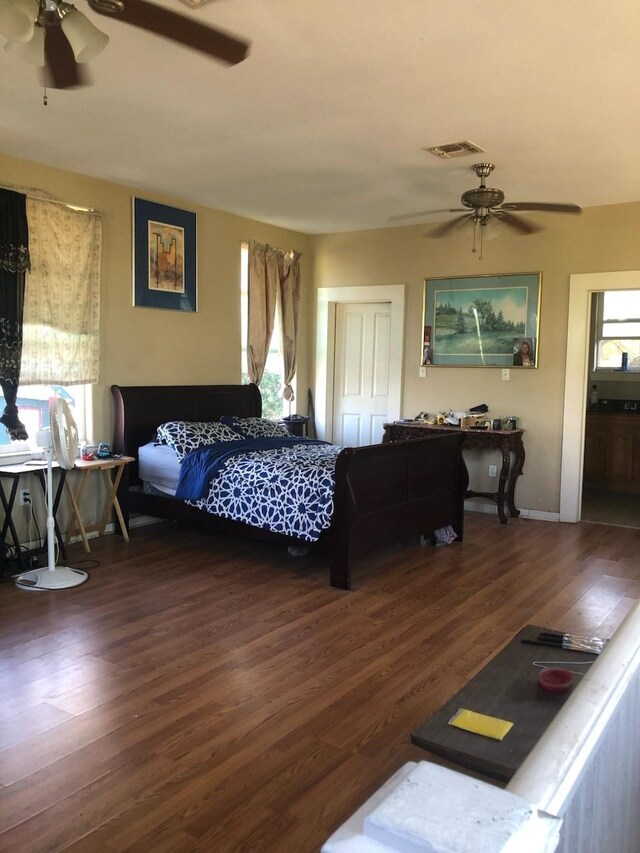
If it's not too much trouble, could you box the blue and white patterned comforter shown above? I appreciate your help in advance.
[176,438,343,542]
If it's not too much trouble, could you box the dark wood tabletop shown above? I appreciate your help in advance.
[411,624,599,781]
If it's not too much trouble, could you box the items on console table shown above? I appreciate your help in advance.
[383,421,525,524]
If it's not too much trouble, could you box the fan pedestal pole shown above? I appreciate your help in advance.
[15,446,88,591]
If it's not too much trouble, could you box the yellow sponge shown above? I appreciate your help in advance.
[448,708,514,741]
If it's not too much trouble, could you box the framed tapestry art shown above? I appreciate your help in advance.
[422,273,541,367]
[133,197,197,311]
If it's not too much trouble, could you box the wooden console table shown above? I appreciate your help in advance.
[383,422,525,524]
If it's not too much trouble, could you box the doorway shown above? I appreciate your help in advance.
[560,270,640,524]
[315,285,405,443]
[332,301,391,446]
[581,289,640,528]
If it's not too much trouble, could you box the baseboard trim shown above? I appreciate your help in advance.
[21,504,562,554]
[128,514,162,530]
[19,514,162,552]
[464,500,560,523]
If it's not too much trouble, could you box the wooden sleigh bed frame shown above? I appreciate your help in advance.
[111,384,468,590]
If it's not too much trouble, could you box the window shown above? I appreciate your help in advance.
[594,290,640,371]
[240,243,289,419]
[0,384,91,455]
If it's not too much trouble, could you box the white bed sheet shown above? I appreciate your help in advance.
[138,442,180,495]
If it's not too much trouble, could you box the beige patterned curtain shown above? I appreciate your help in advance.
[247,240,280,387]
[280,250,301,402]
[21,198,101,385]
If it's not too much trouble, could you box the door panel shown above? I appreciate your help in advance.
[333,302,391,447]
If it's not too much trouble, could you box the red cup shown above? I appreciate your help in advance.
[538,667,573,694]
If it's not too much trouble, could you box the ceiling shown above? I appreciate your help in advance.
[1,0,639,234]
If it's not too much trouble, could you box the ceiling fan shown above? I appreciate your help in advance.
[0,0,250,92]
[389,162,582,258]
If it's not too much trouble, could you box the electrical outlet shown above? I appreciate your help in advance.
[418,366,427,378]
[488,464,497,478]
[501,368,510,381]
[20,489,31,505]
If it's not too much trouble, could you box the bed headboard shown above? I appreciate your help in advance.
[111,384,262,481]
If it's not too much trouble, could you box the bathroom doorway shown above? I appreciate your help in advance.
[581,289,640,529]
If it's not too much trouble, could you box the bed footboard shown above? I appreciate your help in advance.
[327,433,467,589]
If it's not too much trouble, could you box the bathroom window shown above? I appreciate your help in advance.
[594,290,640,371]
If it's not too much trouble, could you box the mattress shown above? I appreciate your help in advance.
[138,442,179,495]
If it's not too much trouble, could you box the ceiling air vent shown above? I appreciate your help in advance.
[425,141,486,160]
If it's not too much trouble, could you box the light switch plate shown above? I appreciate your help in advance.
[419,366,427,378]
[502,368,510,381]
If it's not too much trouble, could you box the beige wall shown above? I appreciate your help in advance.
[312,203,640,513]
[2,150,640,520]
[0,152,313,446]
[0,152,312,538]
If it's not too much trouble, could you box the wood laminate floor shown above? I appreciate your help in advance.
[1,513,639,852]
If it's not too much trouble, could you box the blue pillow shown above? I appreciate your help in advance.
[155,420,241,461]
[220,416,291,439]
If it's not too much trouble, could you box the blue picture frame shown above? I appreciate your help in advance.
[133,197,197,311]
[423,272,541,367]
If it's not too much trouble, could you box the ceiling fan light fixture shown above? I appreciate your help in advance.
[0,0,37,43]
[60,5,108,62]
[4,19,43,63]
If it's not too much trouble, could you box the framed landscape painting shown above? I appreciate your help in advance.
[422,273,541,367]
[133,197,197,311]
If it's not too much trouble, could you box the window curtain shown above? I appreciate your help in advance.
[0,189,29,440]
[280,249,301,402]
[247,240,301,398]
[21,197,102,385]
[247,240,280,386]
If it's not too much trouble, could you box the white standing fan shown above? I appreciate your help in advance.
[15,398,89,590]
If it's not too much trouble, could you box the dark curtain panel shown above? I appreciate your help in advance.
[0,189,29,440]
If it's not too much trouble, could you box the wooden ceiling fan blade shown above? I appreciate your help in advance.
[45,24,87,88]
[493,210,542,235]
[87,0,250,65]
[501,202,582,214]
[388,208,465,223]
[427,214,473,238]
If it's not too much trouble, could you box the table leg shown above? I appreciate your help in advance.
[99,464,129,542]
[0,479,24,570]
[507,436,525,518]
[65,470,92,554]
[497,446,511,525]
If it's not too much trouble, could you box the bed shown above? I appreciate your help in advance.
[111,384,468,590]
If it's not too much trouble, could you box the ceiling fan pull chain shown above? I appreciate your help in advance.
[471,219,478,254]
[43,81,48,107]
[479,223,484,261]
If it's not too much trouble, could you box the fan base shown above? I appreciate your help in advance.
[15,566,88,590]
